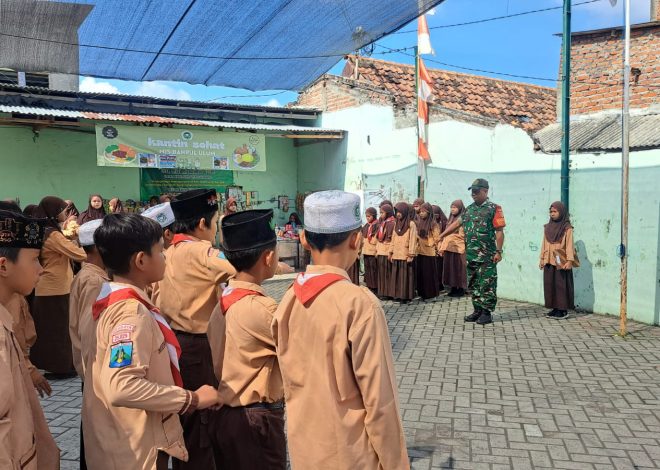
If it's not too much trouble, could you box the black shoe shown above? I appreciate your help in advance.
[546,309,558,317]
[476,311,493,325]
[447,288,457,297]
[454,288,465,298]
[464,310,482,322]
[553,310,569,319]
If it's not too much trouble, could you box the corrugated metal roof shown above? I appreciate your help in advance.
[0,105,344,135]
[534,112,660,153]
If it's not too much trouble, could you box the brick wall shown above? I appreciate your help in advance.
[566,24,660,115]
[296,76,393,112]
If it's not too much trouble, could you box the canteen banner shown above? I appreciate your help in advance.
[96,124,266,172]
[139,169,235,201]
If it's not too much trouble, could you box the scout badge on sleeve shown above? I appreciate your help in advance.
[109,342,133,368]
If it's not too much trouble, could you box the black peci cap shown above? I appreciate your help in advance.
[171,189,219,219]
[0,210,47,249]
[221,209,276,253]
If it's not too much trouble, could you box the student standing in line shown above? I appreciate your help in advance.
[388,202,418,303]
[272,191,410,470]
[412,198,424,218]
[78,194,106,225]
[361,207,380,293]
[439,200,468,298]
[375,203,395,299]
[432,205,448,290]
[206,209,286,469]
[0,209,60,469]
[415,203,441,300]
[540,201,576,319]
[141,202,176,304]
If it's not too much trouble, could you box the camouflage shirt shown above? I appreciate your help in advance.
[461,199,506,263]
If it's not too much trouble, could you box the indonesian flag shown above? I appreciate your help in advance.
[417,14,434,182]
[418,14,434,55]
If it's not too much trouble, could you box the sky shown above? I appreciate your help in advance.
[79,0,652,107]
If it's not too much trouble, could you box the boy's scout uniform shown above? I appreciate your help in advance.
[206,209,286,469]
[142,203,176,305]
[156,189,235,469]
[5,294,42,385]
[83,283,196,470]
[0,210,59,470]
[272,191,410,470]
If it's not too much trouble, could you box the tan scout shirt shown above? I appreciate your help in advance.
[272,265,409,470]
[158,237,235,333]
[389,221,418,261]
[35,231,86,296]
[82,284,195,470]
[362,233,378,257]
[439,226,465,255]
[0,304,59,470]
[5,294,40,384]
[417,223,441,257]
[207,280,283,407]
[540,227,575,267]
[69,263,110,378]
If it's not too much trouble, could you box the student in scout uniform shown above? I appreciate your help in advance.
[412,197,424,218]
[361,207,380,293]
[0,209,60,469]
[206,209,286,469]
[157,189,236,469]
[444,179,505,325]
[388,202,418,303]
[540,201,576,319]
[439,200,467,298]
[142,202,176,304]
[415,202,441,300]
[273,191,409,470]
[431,204,449,289]
[69,219,108,470]
[83,213,219,470]
[376,203,395,299]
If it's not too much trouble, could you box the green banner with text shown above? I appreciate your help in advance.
[96,124,266,172]
[140,169,235,201]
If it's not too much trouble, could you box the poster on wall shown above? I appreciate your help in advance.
[96,124,266,172]
[140,169,235,201]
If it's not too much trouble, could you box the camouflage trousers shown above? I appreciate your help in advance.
[467,260,498,312]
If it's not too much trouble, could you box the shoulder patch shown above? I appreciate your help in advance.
[109,342,133,368]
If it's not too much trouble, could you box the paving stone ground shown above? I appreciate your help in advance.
[43,277,660,469]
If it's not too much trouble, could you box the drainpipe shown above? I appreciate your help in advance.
[560,0,571,211]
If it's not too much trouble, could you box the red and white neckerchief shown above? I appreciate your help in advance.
[172,234,197,246]
[92,283,183,387]
[220,285,264,316]
[366,220,378,241]
[377,216,395,241]
[292,272,347,305]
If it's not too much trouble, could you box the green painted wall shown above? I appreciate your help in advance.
[0,126,140,209]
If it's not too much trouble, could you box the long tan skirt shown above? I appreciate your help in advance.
[443,251,467,289]
[377,255,393,298]
[543,265,574,310]
[390,259,416,301]
[30,294,75,374]
[416,255,440,299]
[363,255,378,290]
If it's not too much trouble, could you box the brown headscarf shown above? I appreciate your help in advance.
[545,201,572,243]
[394,202,413,236]
[432,205,449,232]
[23,204,39,217]
[413,198,425,208]
[362,207,380,240]
[379,200,393,213]
[416,203,436,238]
[447,200,465,225]
[377,204,395,242]
[36,196,67,238]
[78,194,106,224]
[224,197,237,216]
[62,200,80,220]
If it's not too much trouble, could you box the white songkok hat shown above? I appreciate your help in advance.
[142,202,175,228]
[78,219,103,247]
[303,190,362,234]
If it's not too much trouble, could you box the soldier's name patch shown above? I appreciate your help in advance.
[111,332,131,344]
[109,342,133,368]
[112,324,136,333]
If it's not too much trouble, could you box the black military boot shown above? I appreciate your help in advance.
[464,309,482,322]
[476,310,493,325]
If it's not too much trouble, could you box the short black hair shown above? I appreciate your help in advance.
[149,195,159,203]
[224,241,277,272]
[0,247,20,262]
[95,213,162,275]
[305,229,359,252]
[171,210,216,235]
[82,244,96,255]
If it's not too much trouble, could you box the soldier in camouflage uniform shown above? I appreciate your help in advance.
[442,179,505,325]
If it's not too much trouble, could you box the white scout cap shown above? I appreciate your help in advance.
[142,202,175,228]
[303,190,362,234]
[78,219,103,247]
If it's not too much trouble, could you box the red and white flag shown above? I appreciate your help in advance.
[417,12,435,183]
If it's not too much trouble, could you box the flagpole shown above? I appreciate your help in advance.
[414,46,423,199]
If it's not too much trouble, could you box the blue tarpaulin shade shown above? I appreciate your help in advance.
[0,0,444,91]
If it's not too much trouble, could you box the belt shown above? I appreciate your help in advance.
[244,401,284,410]
[173,330,208,338]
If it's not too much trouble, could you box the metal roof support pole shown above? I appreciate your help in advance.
[619,0,631,337]
[560,0,571,212]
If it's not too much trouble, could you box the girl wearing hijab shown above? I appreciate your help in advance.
[288,212,303,229]
[388,202,418,303]
[361,207,380,292]
[540,201,576,319]
[412,198,425,219]
[31,196,87,377]
[439,200,467,297]
[77,194,106,224]
[432,205,449,288]
[415,203,442,300]
[108,197,124,213]
[376,204,396,299]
